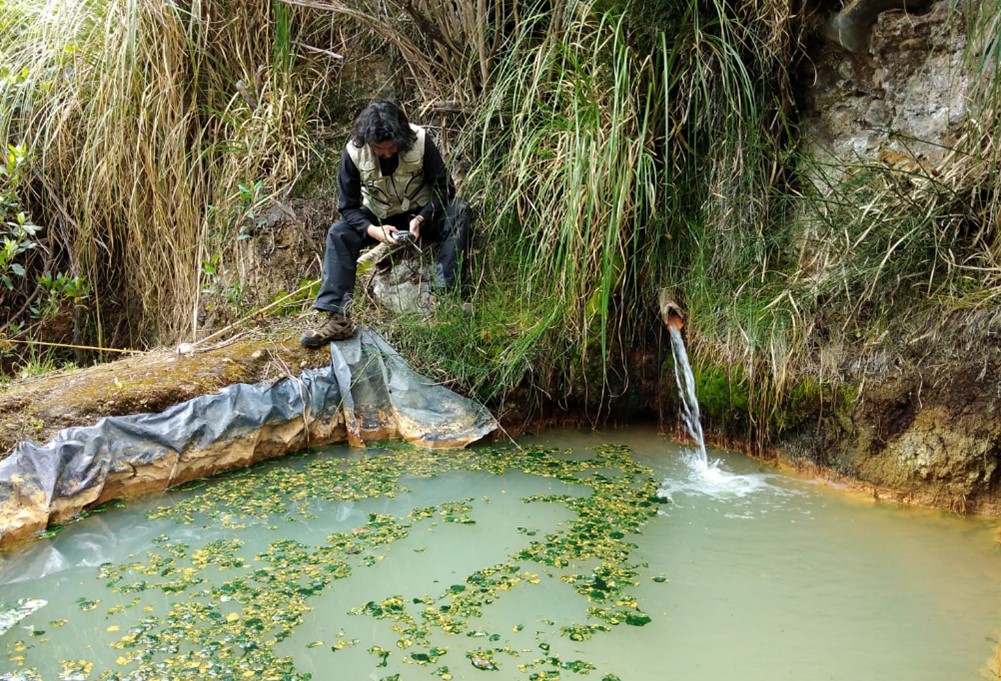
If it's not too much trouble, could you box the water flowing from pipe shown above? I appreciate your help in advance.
[657,293,785,499]
[661,323,788,500]
[667,324,708,466]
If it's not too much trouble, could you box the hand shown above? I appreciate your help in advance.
[367,224,400,244]
[408,215,424,241]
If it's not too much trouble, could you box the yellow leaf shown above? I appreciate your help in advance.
[107,625,120,632]
[226,612,240,622]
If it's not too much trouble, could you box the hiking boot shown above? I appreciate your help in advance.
[300,312,355,348]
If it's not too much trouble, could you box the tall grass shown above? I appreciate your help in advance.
[376,0,805,424]
[626,0,802,446]
[464,8,659,400]
[296,0,669,414]
[0,0,333,348]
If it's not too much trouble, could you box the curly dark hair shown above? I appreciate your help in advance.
[350,100,417,153]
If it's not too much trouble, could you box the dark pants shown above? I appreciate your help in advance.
[314,198,473,314]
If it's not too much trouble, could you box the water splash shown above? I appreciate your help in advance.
[658,449,780,502]
[661,324,793,503]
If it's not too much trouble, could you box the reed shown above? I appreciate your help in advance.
[0,0,332,348]
[401,5,658,407]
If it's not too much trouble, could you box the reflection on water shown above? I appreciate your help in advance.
[1,427,1000,681]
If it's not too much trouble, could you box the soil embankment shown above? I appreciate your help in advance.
[0,326,327,459]
[769,1,1001,514]
[775,341,1001,515]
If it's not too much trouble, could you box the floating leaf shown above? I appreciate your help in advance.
[624,613,651,627]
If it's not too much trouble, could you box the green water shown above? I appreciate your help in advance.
[1,427,999,680]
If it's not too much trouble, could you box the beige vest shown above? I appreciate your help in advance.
[346,124,432,219]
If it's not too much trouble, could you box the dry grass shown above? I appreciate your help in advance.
[281,0,525,109]
[1,0,335,348]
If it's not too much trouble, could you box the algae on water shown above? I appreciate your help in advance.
[2,443,665,680]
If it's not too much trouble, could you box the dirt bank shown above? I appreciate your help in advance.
[0,322,329,459]
[6,312,1001,522]
[773,308,1001,515]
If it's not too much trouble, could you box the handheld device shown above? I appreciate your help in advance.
[392,231,416,246]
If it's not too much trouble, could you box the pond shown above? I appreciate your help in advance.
[1,426,999,680]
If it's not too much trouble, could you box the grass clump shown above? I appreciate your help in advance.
[0,0,339,352]
[388,5,663,414]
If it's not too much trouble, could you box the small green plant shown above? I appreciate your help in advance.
[12,344,73,380]
[0,143,36,291]
[237,179,264,211]
[33,271,90,319]
[200,252,222,282]
[199,252,244,308]
[0,143,91,352]
[266,279,319,317]
[237,179,266,240]
[0,222,36,289]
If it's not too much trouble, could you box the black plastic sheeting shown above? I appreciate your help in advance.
[0,328,497,548]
